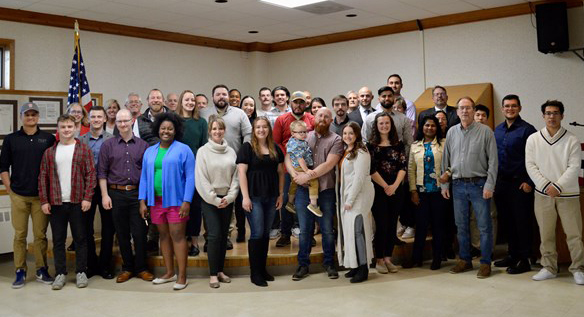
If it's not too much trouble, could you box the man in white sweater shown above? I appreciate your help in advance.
[525,100,584,285]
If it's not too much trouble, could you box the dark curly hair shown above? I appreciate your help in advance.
[416,115,442,145]
[152,112,184,142]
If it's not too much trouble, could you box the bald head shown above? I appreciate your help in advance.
[116,109,133,135]
[358,86,373,108]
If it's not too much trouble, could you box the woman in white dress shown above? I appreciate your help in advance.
[337,122,375,283]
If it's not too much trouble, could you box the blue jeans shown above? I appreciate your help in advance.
[295,187,336,267]
[246,196,277,240]
[452,178,493,264]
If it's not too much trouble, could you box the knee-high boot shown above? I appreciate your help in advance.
[249,239,267,287]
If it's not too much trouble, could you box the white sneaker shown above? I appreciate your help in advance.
[401,227,415,239]
[573,271,584,285]
[291,227,300,238]
[76,272,88,288]
[52,274,66,290]
[269,229,281,240]
[532,268,556,281]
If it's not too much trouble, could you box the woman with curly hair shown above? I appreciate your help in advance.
[139,112,195,290]
[367,112,407,274]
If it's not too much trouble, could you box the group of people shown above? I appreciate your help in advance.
[2,74,583,292]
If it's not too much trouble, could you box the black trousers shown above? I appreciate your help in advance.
[83,186,116,272]
[399,182,416,228]
[371,184,404,258]
[494,177,534,259]
[109,189,148,273]
[50,203,87,275]
[412,192,446,262]
[234,193,246,236]
[201,199,233,275]
[186,191,203,237]
[442,189,456,254]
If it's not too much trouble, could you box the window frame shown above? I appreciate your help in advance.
[0,39,15,90]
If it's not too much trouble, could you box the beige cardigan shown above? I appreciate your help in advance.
[407,137,445,191]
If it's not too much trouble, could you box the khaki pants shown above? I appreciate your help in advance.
[9,192,49,271]
[534,194,584,274]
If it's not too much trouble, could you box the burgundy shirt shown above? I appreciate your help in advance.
[98,135,149,186]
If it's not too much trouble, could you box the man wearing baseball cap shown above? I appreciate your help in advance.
[272,91,315,247]
[0,102,56,288]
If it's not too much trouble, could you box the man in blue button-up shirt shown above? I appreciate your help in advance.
[493,95,537,274]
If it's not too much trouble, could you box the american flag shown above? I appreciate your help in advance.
[67,21,92,111]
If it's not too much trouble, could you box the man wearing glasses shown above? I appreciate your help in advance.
[492,95,537,275]
[526,100,584,285]
[417,85,460,130]
[441,97,497,279]
[98,109,153,283]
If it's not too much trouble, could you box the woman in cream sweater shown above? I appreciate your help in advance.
[337,122,374,283]
[195,115,239,288]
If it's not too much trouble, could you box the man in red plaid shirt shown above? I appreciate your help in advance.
[38,114,96,290]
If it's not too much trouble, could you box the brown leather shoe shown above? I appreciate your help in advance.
[449,260,473,274]
[477,263,491,279]
[116,271,133,283]
[136,271,154,281]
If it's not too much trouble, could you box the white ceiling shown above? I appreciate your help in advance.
[0,0,530,43]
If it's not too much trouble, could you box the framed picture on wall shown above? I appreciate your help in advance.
[0,99,17,138]
[29,97,63,126]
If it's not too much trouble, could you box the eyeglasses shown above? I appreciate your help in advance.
[544,112,561,117]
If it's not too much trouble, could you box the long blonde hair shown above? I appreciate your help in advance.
[251,116,278,160]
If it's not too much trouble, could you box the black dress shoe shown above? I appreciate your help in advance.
[188,244,200,257]
[401,259,415,269]
[226,240,234,250]
[507,259,531,274]
[494,256,518,268]
[101,270,115,280]
[350,265,369,283]
[430,259,441,270]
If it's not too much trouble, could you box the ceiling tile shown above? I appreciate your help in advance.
[110,0,183,9]
[35,0,108,11]
[462,0,525,9]
[108,16,158,28]
[69,9,123,23]
[338,0,435,21]
[400,0,481,15]
[227,0,315,22]
[0,0,39,9]
[161,0,219,15]
[147,22,195,33]
[84,1,135,16]
[20,2,80,16]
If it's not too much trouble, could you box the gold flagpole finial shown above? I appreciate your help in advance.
[74,20,79,34]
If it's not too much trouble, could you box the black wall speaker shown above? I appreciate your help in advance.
[535,2,569,54]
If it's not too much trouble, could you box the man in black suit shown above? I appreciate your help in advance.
[417,85,460,131]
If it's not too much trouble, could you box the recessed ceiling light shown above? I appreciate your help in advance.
[346,14,357,17]
[248,30,259,34]
[261,0,326,9]
[215,0,227,3]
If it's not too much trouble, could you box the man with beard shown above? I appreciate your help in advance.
[418,86,460,131]
[200,84,252,246]
[286,107,343,280]
[346,91,359,113]
[256,87,273,118]
[330,95,351,136]
[266,86,291,127]
[135,89,168,146]
[362,86,413,152]
[165,93,179,112]
[272,91,315,247]
[386,74,417,125]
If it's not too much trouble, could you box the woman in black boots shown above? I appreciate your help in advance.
[237,116,285,286]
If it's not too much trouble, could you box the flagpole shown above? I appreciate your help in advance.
[74,20,82,105]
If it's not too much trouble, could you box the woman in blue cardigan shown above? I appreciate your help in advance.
[139,112,195,291]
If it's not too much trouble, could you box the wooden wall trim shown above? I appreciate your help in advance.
[0,38,15,89]
[0,0,581,53]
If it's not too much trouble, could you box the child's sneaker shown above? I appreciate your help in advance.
[285,202,296,214]
[307,204,322,217]
[36,267,54,284]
